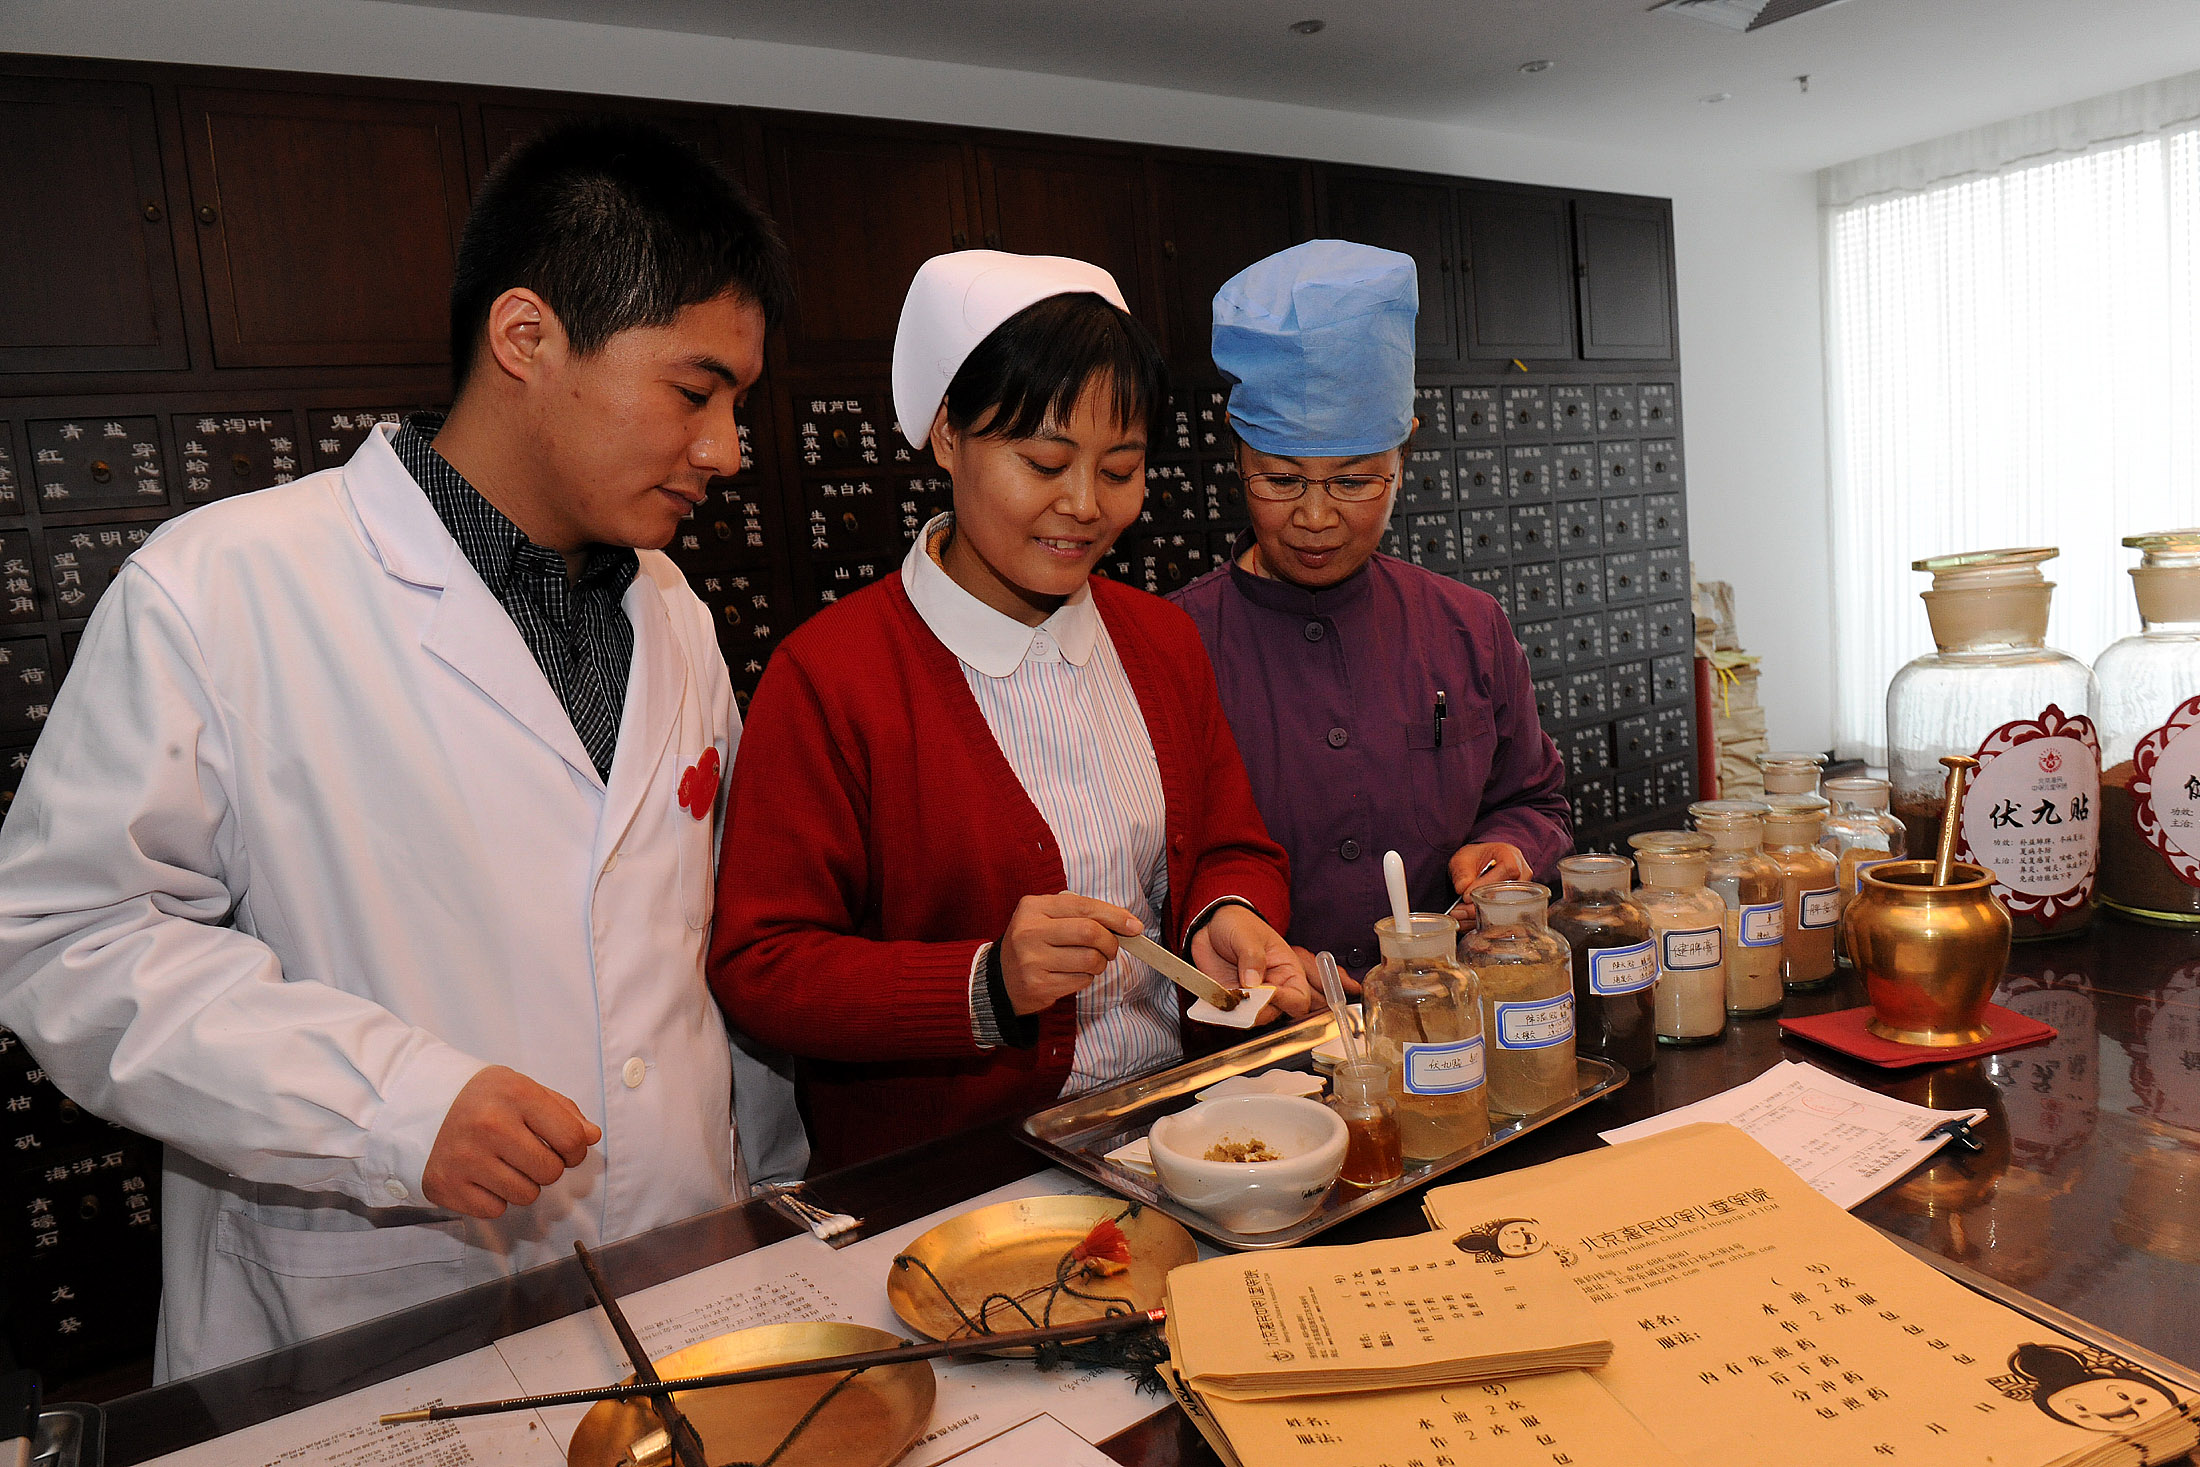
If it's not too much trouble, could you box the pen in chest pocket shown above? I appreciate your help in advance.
[1434,689,1447,748]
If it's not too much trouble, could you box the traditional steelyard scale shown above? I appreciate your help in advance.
[1844,755,2016,1046]
[379,1204,1185,1467]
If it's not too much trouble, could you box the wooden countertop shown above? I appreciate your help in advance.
[92,914,2200,1465]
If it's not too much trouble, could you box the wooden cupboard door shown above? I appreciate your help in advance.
[1459,186,1577,362]
[1320,171,1459,362]
[478,102,728,178]
[1152,159,1307,369]
[1575,195,1677,361]
[764,124,973,364]
[0,77,187,374]
[977,145,1158,337]
[180,89,470,368]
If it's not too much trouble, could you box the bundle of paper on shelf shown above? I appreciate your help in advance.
[1694,572,1765,798]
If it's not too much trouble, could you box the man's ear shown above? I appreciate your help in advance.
[479,287,558,385]
[927,404,960,474]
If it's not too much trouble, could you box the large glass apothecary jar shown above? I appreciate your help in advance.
[1886,547,2099,940]
[2094,530,2200,925]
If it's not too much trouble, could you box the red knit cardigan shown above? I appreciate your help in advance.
[708,571,1292,1173]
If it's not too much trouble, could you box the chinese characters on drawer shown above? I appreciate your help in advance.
[29,417,165,508]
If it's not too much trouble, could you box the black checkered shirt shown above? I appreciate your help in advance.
[393,414,638,782]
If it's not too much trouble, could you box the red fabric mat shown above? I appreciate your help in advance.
[1778,1002,2056,1068]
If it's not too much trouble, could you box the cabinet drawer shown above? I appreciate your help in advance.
[1501,384,1551,439]
[1505,444,1552,500]
[1451,386,1501,439]
[1553,497,1601,553]
[1456,447,1504,505]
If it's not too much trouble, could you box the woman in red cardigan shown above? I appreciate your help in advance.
[710,251,1314,1171]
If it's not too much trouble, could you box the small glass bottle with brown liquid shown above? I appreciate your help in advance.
[1548,854,1656,1073]
[1459,882,1577,1117]
[1763,795,1840,991]
[1688,800,1786,1017]
[1330,1059,1404,1188]
[1364,913,1490,1162]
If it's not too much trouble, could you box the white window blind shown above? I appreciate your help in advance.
[1825,123,2200,764]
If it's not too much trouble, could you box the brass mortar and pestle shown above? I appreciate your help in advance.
[1843,756,2014,1046]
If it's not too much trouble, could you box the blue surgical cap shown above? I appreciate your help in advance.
[1212,240,1418,459]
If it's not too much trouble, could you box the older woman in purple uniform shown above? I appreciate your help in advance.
[1172,240,1572,970]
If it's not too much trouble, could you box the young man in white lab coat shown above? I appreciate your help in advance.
[0,120,806,1380]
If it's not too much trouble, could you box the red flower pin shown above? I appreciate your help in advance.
[678,746,721,821]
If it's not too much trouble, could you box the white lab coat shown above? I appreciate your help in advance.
[0,425,805,1380]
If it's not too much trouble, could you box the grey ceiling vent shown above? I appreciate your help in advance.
[1652,0,1853,31]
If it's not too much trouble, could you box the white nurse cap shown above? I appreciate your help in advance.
[890,250,1129,449]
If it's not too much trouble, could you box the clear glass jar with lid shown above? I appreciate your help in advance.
[1628,832,1729,1046]
[2095,529,2200,925]
[1762,795,1840,991]
[1886,547,2099,940]
[1687,799,1786,1016]
[1548,854,1657,1074]
[1363,913,1489,1161]
[1458,882,1576,1117]
[1759,752,1827,797]
[1819,776,1906,964]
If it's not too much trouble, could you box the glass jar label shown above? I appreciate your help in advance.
[1403,1037,1486,1095]
[1495,993,1574,1049]
[1850,856,1899,894]
[1588,940,1657,995]
[1959,705,2101,923]
[2129,692,2200,889]
[1662,925,1723,971]
[1739,902,1784,947]
[1800,888,1840,929]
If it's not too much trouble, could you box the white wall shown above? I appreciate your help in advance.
[2,0,1837,753]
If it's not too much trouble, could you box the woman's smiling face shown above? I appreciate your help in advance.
[931,382,1148,627]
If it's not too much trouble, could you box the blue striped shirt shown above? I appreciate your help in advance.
[902,516,1181,1094]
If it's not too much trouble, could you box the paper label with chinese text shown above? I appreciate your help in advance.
[1662,925,1723,971]
[1739,902,1784,947]
[1800,888,1840,929]
[1590,940,1657,995]
[2129,692,2200,888]
[1496,992,1575,1049]
[1405,1036,1486,1095]
[1958,705,2101,923]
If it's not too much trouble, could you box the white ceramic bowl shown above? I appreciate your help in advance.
[1146,1094,1347,1234]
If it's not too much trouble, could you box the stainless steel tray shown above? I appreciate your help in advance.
[1019,1014,1628,1250]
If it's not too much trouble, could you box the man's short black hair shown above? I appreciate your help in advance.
[449,117,792,390]
[942,293,1166,445]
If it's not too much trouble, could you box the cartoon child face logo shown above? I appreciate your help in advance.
[1452,1217,1548,1262]
[2005,1343,2182,1434]
[2047,1378,2168,1431]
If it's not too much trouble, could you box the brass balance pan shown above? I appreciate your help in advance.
[564,1321,935,1467]
[886,1195,1194,1356]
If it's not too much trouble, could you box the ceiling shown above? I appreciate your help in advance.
[411,0,2200,172]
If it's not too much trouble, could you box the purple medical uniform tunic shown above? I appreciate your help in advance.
[1172,539,1571,970]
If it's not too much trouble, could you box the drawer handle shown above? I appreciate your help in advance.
[198,204,219,225]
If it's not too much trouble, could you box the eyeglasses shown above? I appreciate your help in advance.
[1241,471,1397,504]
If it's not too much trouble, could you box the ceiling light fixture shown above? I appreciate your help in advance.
[1289,18,1325,34]
[1701,92,1732,104]
[1519,59,1555,74]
